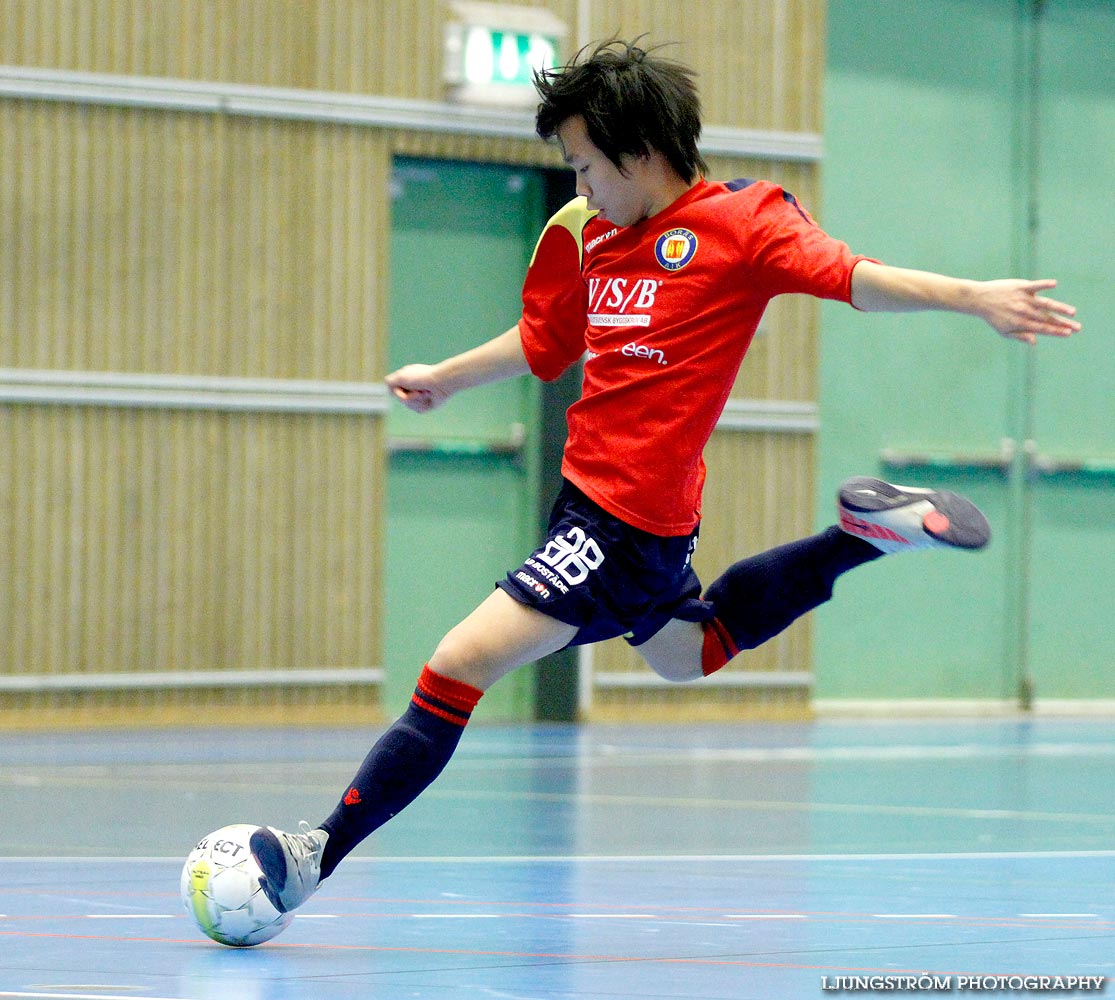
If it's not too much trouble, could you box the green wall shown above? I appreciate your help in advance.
[816,0,1115,703]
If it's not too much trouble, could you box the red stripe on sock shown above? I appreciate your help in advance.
[701,618,739,676]
[412,664,483,719]
[411,692,472,727]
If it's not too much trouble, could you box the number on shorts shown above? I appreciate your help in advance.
[537,527,605,585]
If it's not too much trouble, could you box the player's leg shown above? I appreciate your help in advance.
[251,590,576,913]
[427,586,580,689]
[310,590,575,876]
[638,478,991,680]
[696,525,885,675]
[635,527,879,680]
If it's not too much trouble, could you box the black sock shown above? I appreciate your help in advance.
[701,527,882,671]
[317,665,482,880]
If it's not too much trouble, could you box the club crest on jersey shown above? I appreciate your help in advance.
[654,228,698,271]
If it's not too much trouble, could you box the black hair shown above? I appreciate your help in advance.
[534,38,708,183]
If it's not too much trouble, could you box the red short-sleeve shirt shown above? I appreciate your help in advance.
[518,178,871,536]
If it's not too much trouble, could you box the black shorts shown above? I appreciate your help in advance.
[496,480,712,647]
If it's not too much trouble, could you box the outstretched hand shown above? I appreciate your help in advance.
[384,326,531,414]
[975,279,1081,345]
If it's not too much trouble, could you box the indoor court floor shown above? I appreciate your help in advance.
[2,717,1114,998]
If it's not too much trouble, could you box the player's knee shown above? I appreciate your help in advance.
[427,628,493,689]
[634,619,705,683]
[645,657,703,684]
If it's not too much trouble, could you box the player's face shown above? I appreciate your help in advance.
[556,115,653,227]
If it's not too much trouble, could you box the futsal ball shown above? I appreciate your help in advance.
[180,824,294,947]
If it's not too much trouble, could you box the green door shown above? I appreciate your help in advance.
[384,158,547,719]
[1026,1,1115,700]
[817,0,1115,705]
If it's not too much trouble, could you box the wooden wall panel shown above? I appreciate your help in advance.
[0,405,384,724]
[0,0,577,96]
[0,1,818,132]
[580,0,825,133]
[1,0,828,725]
[0,101,388,379]
[0,684,388,731]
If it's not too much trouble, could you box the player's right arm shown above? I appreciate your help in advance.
[388,196,592,415]
[385,324,530,414]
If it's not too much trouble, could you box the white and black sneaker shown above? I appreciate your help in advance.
[250,822,328,914]
[837,477,991,554]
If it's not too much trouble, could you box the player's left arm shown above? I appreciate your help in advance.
[850,259,1081,345]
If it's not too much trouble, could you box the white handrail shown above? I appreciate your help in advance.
[0,368,390,415]
[0,667,383,692]
[0,64,824,163]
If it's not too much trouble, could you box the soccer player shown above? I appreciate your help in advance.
[249,40,1080,912]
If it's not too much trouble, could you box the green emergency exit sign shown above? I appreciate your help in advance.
[444,4,566,107]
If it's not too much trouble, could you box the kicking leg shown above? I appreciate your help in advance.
[640,478,990,680]
[696,526,882,675]
[636,527,881,681]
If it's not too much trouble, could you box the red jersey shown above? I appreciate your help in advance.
[518,178,870,536]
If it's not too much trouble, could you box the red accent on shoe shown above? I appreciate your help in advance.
[839,510,912,547]
[923,510,950,536]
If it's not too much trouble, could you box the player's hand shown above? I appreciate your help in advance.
[975,279,1081,345]
[385,364,453,413]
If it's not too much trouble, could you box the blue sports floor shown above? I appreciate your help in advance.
[1,718,1114,998]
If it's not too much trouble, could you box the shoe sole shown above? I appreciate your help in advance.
[249,827,292,913]
[839,477,991,550]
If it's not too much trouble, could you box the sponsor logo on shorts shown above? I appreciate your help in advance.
[537,527,605,586]
[514,571,551,600]
[525,558,570,595]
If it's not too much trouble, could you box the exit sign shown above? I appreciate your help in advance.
[444,3,566,107]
